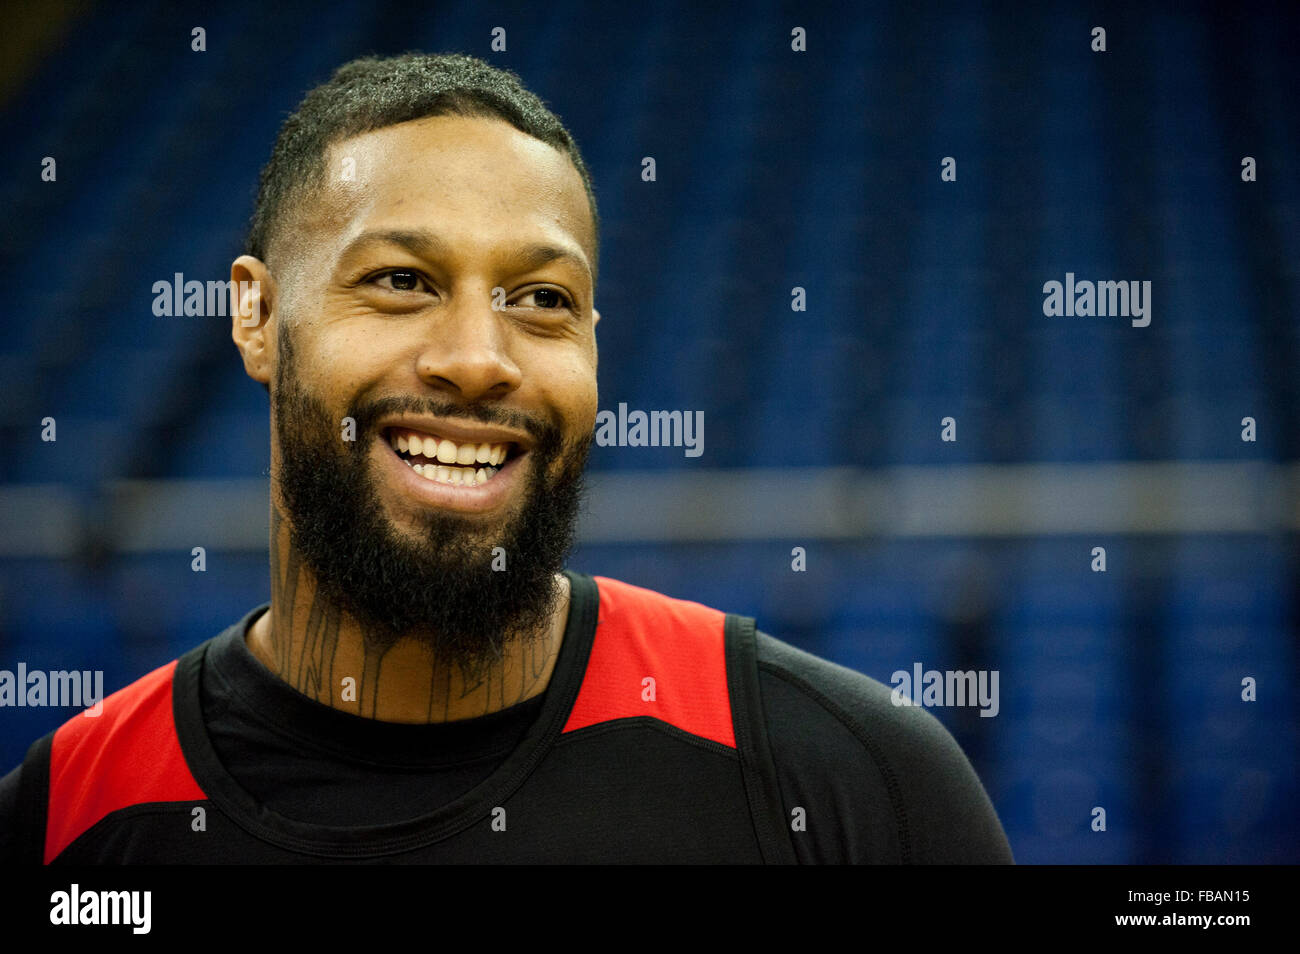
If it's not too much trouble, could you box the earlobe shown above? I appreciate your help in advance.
[230,255,275,385]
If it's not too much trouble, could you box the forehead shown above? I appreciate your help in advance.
[311,114,594,266]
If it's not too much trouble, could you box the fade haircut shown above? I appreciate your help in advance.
[245,51,599,284]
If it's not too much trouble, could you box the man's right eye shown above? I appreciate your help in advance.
[371,270,427,292]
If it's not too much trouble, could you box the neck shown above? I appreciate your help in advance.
[244,506,568,723]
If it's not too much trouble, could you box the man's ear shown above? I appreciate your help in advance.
[592,306,600,329]
[230,256,276,386]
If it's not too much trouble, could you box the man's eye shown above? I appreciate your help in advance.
[517,287,572,309]
[373,270,426,292]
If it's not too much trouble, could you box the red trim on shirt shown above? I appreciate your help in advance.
[45,659,205,862]
[562,576,735,748]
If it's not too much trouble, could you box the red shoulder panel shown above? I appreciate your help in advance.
[45,658,205,862]
[562,576,735,748]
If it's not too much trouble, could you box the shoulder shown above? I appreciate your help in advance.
[44,655,206,862]
[50,657,181,774]
[577,575,1013,863]
[754,630,1014,864]
[589,573,728,633]
[0,657,193,863]
[569,575,733,747]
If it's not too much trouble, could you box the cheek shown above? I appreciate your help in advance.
[540,355,598,430]
[309,328,396,400]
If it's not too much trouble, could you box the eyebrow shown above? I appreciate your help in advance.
[339,227,591,280]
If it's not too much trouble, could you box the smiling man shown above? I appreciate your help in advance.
[0,53,1013,864]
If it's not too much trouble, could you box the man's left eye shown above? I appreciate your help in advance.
[517,288,571,309]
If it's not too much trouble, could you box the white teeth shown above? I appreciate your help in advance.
[391,429,512,482]
[407,462,499,486]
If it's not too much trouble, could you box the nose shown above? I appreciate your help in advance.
[414,286,523,401]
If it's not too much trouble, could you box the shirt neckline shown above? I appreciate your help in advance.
[204,602,549,769]
[171,569,600,858]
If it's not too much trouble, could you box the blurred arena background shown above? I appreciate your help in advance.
[1,0,1296,862]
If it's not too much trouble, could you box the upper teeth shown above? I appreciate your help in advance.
[391,429,510,466]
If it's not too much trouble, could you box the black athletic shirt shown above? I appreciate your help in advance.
[0,571,1014,863]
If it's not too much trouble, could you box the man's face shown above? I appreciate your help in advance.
[251,115,599,668]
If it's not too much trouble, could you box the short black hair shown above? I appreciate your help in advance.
[245,52,599,284]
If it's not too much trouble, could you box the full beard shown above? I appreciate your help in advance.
[270,338,591,678]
